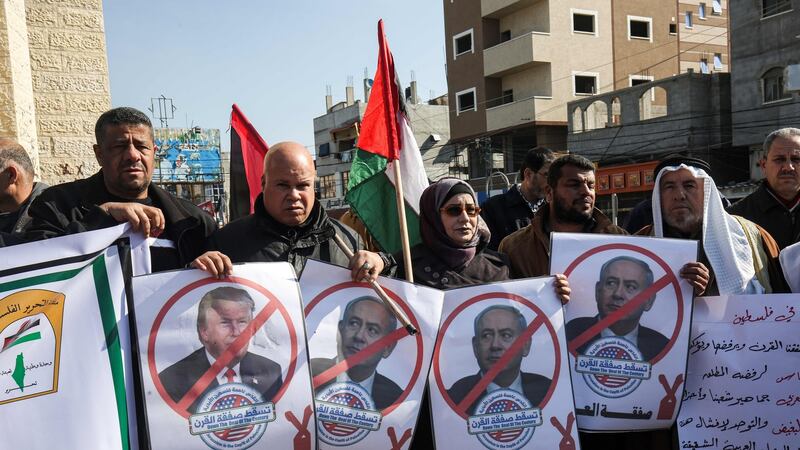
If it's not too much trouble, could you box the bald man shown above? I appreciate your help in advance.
[193,142,392,280]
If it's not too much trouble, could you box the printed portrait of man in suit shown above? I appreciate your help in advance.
[311,296,402,410]
[566,255,669,361]
[158,286,283,413]
[448,305,552,415]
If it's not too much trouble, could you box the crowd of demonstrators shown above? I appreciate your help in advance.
[1,106,798,449]
[23,107,217,272]
[0,139,47,245]
[480,146,554,250]
[728,127,800,250]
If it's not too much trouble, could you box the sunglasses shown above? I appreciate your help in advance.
[440,204,481,217]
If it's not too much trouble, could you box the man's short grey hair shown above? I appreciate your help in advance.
[473,305,527,337]
[197,287,255,330]
[0,139,35,180]
[342,296,397,332]
[598,256,654,287]
[763,128,800,155]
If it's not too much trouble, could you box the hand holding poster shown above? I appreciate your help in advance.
[678,294,800,449]
[550,233,696,432]
[300,260,444,449]
[0,225,140,449]
[133,263,314,450]
[429,277,579,450]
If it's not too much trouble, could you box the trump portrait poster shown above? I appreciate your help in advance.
[0,225,142,449]
[429,277,579,450]
[300,260,444,450]
[550,233,696,432]
[133,263,315,450]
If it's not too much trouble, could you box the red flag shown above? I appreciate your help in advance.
[229,104,269,220]
[358,19,401,161]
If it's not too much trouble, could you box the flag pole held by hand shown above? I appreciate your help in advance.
[332,233,418,335]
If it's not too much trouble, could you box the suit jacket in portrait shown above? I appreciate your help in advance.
[447,371,552,416]
[310,357,403,410]
[565,316,669,362]
[159,347,283,413]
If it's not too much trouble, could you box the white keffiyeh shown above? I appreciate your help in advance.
[779,241,800,293]
[651,164,764,295]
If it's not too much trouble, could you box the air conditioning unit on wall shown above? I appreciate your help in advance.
[788,64,800,92]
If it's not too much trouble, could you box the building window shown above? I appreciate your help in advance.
[669,23,677,34]
[572,10,597,35]
[456,87,477,114]
[628,16,652,41]
[502,89,514,104]
[700,58,710,74]
[453,29,473,59]
[500,30,511,42]
[713,53,723,69]
[631,75,655,100]
[318,174,336,199]
[763,67,790,103]
[685,11,693,28]
[338,138,356,153]
[574,74,598,95]
[762,0,793,18]
[318,143,330,157]
[341,171,350,195]
[712,0,722,14]
[699,3,707,19]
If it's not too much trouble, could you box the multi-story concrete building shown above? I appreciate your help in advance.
[729,0,800,180]
[312,81,459,216]
[442,0,729,181]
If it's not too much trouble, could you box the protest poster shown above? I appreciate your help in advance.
[0,225,141,449]
[550,233,696,432]
[429,277,579,450]
[300,260,444,450]
[678,294,800,449]
[133,263,315,450]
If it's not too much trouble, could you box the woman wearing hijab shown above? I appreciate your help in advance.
[397,178,510,288]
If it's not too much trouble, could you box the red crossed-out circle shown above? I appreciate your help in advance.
[432,292,561,420]
[563,242,685,365]
[148,276,299,419]
[305,281,423,416]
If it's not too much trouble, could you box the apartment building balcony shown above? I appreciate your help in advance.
[483,31,551,77]
[482,0,542,18]
[485,96,554,132]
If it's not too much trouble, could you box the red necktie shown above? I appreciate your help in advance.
[224,368,236,383]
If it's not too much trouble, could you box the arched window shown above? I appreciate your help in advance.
[639,86,668,120]
[572,107,584,133]
[585,100,609,130]
[611,97,622,125]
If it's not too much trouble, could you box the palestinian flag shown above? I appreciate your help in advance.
[2,318,40,352]
[345,20,428,254]
[229,104,269,221]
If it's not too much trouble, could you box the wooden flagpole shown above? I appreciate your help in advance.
[393,162,414,283]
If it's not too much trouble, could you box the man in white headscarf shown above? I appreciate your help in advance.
[638,155,787,295]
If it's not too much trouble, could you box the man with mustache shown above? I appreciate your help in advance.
[25,107,216,271]
[638,155,787,295]
[729,128,800,250]
[310,296,401,410]
[499,154,626,278]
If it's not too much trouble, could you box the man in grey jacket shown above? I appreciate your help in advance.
[194,141,392,280]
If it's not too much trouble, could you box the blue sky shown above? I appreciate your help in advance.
[103,1,448,153]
